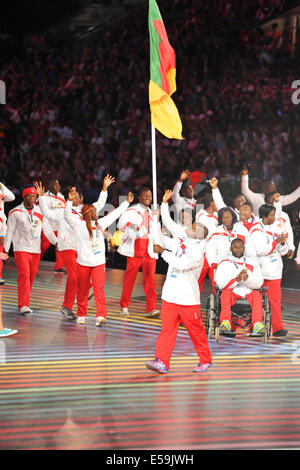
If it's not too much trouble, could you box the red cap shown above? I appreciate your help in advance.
[22,187,38,199]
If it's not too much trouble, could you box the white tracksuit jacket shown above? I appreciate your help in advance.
[159,234,206,306]
[0,182,15,236]
[65,200,129,267]
[195,187,226,236]
[215,254,263,298]
[160,202,188,239]
[249,219,288,280]
[172,181,196,214]
[4,203,57,253]
[272,201,295,253]
[206,222,257,268]
[38,196,79,252]
[117,203,157,259]
[43,191,66,231]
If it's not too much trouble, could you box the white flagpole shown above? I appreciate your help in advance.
[151,123,158,209]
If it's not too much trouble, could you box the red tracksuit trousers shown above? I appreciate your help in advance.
[263,279,284,333]
[60,250,78,310]
[120,255,157,313]
[220,289,263,327]
[14,251,40,309]
[41,231,64,270]
[77,263,106,318]
[154,300,212,370]
[0,245,4,279]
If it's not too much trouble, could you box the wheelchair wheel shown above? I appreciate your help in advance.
[206,294,217,340]
[263,293,271,343]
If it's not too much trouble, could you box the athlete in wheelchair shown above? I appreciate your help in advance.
[204,238,271,342]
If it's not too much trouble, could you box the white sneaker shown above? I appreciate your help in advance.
[19,306,33,315]
[77,316,86,325]
[96,316,106,327]
[120,308,129,317]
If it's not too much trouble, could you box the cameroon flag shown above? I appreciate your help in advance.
[148,0,183,139]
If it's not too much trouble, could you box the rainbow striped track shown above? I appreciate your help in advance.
[0,261,300,450]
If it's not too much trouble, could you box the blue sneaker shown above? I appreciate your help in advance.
[145,358,168,374]
[0,328,18,337]
[193,362,212,373]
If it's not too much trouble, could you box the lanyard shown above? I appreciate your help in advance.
[223,225,235,243]
[25,209,34,225]
[260,222,275,241]
[233,257,246,270]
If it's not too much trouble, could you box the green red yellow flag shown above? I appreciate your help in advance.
[148,0,183,139]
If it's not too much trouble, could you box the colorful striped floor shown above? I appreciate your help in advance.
[0,261,300,450]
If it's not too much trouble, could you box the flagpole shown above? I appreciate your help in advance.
[151,122,158,210]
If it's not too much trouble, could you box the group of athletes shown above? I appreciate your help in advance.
[0,168,299,374]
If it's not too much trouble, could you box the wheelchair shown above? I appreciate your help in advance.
[203,286,271,343]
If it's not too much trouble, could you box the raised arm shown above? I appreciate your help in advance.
[209,177,226,210]
[98,192,133,231]
[280,186,300,207]
[161,190,186,238]
[93,174,115,215]
[0,182,15,202]
[35,181,64,222]
[64,189,82,229]
[240,169,258,205]
[172,170,190,205]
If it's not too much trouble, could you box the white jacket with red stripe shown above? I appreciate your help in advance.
[215,255,263,298]
[0,182,15,236]
[249,219,288,280]
[4,203,57,253]
[195,209,219,236]
[194,188,226,236]
[273,203,295,252]
[172,181,196,213]
[65,200,129,267]
[159,233,206,306]
[206,222,257,268]
[38,196,80,252]
[117,203,157,259]
[42,191,66,231]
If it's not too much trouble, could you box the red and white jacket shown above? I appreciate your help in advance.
[206,222,257,268]
[241,214,260,232]
[215,255,263,298]
[117,203,157,259]
[38,196,79,252]
[65,200,130,267]
[172,181,196,213]
[272,201,295,253]
[195,188,226,236]
[195,209,219,236]
[159,233,206,306]
[42,191,66,231]
[0,182,15,236]
[4,203,57,253]
[249,219,288,280]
